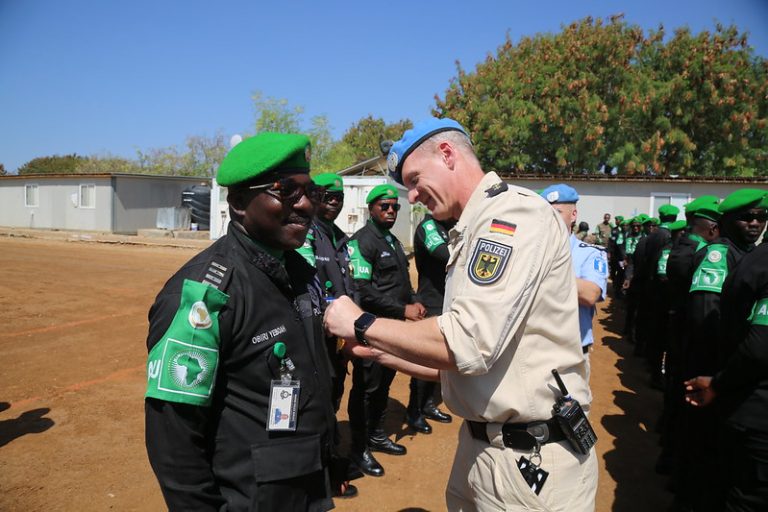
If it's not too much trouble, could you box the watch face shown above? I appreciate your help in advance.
[355,313,376,345]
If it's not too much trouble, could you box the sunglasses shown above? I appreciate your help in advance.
[379,202,401,212]
[322,191,344,203]
[249,178,324,204]
[736,211,768,223]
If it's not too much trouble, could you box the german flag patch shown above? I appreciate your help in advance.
[489,219,516,237]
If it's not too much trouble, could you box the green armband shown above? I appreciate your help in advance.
[296,230,316,267]
[348,240,372,280]
[749,298,768,326]
[690,244,729,293]
[422,219,446,254]
[145,279,229,406]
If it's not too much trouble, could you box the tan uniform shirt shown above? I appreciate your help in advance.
[438,172,590,424]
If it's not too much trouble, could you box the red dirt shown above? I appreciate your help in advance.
[0,235,672,511]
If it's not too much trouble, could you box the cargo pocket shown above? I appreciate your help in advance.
[251,433,324,482]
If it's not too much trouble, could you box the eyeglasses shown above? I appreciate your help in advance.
[249,178,324,204]
[379,202,401,212]
[322,191,344,203]
[735,211,768,223]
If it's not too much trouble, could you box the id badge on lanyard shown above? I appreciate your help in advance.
[267,347,301,431]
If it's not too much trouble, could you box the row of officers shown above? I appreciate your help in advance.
[608,189,768,512]
[142,119,600,512]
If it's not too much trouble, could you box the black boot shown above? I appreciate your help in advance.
[368,430,407,455]
[350,447,384,477]
[423,402,452,423]
[406,410,432,434]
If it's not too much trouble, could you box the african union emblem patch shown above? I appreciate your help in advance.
[468,238,512,285]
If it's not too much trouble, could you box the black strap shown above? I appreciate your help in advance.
[467,419,566,451]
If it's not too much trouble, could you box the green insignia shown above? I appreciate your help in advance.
[423,219,446,253]
[348,240,372,280]
[749,298,768,326]
[296,230,316,267]
[657,249,670,276]
[146,279,229,406]
[690,244,729,293]
[468,238,512,285]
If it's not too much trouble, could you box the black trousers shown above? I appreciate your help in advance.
[347,358,396,448]
[408,377,437,415]
[723,425,768,512]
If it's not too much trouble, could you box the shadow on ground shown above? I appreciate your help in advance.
[0,404,55,448]
[598,297,674,512]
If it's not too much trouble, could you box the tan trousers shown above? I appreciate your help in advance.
[446,422,598,511]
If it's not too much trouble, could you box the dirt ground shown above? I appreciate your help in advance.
[0,234,674,511]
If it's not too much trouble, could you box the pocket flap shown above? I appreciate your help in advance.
[251,434,323,482]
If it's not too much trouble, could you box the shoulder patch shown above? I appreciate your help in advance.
[750,298,768,326]
[484,182,508,197]
[468,238,512,285]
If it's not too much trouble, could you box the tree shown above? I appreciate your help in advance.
[76,155,143,174]
[17,154,86,175]
[251,91,303,134]
[0,163,7,176]
[340,116,413,163]
[434,16,768,176]
[137,133,228,177]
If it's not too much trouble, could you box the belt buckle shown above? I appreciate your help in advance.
[526,422,550,444]
[501,425,537,451]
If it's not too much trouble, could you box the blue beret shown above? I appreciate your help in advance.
[387,118,468,185]
[540,184,579,204]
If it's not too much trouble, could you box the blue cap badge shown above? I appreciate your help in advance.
[387,118,468,185]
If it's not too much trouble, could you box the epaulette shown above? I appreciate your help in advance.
[579,242,607,252]
[199,259,233,291]
[485,182,508,198]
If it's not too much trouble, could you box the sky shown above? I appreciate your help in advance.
[1,0,766,173]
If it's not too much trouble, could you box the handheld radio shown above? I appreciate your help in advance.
[551,369,597,455]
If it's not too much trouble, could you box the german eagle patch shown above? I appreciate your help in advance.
[468,238,512,285]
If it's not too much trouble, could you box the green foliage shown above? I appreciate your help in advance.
[251,91,303,134]
[76,155,143,174]
[0,163,6,176]
[137,133,227,177]
[18,154,86,175]
[434,16,768,176]
[340,116,413,163]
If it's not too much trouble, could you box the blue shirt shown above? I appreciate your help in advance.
[570,235,608,347]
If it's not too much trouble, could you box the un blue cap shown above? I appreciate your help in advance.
[540,184,579,204]
[387,118,468,185]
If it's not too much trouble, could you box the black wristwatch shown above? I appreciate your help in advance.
[354,312,377,346]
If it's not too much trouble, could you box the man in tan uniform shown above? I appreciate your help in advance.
[324,118,597,511]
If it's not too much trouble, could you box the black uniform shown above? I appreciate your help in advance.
[408,215,450,422]
[347,220,415,449]
[299,219,354,411]
[608,225,626,297]
[676,236,748,511]
[145,224,336,512]
[713,242,768,510]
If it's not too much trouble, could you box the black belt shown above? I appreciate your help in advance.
[466,419,566,451]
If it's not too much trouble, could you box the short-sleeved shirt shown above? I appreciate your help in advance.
[437,172,590,424]
[570,235,608,348]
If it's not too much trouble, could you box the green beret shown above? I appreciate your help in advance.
[634,214,650,224]
[621,218,631,226]
[685,195,720,214]
[615,215,624,223]
[366,184,399,204]
[312,173,343,192]
[216,132,311,187]
[694,206,722,222]
[669,219,687,231]
[718,188,768,214]
[650,217,660,225]
[658,204,679,217]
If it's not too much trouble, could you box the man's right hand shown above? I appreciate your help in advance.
[404,303,426,321]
